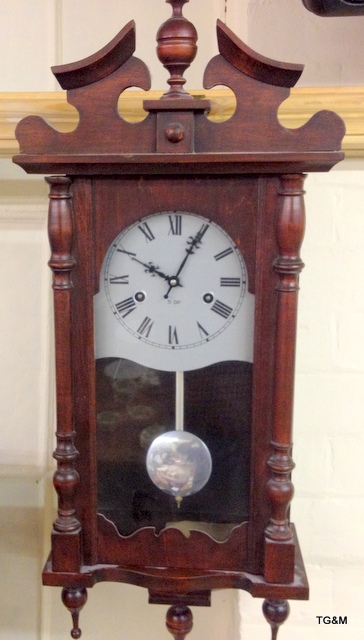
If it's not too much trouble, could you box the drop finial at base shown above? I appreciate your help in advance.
[166,604,193,640]
[263,599,290,640]
[61,587,88,639]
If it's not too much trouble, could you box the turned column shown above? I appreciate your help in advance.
[47,177,85,638]
[264,174,306,585]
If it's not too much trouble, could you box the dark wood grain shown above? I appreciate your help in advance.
[62,587,88,639]
[156,0,197,99]
[47,176,82,573]
[13,11,345,161]
[263,599,290,640]
[166,605,193,640]
[216,20,303,88]
[264,174,306,584]
[52,21,137,90]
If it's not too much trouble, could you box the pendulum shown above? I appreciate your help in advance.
[146,371,212,505]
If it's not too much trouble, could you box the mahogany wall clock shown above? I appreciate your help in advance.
[13,1,345,638]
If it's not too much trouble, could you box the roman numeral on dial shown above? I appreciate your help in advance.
[137,316,154,338]
[197,322,209,339]
[115,297,136,317]
[214,247,234,261]
[196,223,209,242]
[168,214,182,235]
[109,275,129,284]
[117,247,136,257]
[168,326,179,345]
[220,277,241,287]
[138,222,155,242]
[211,300,233,319]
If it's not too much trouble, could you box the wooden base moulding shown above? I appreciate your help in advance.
[42,525,308,601]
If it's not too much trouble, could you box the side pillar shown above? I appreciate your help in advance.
[264,174,306,584]
[47,176,86,638]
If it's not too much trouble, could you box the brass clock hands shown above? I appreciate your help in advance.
[164,223,209,299]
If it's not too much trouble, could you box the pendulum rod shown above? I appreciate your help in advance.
[175,370,185,508]
[176,370,185,432]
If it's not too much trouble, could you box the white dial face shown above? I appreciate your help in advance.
[95,211,254,371]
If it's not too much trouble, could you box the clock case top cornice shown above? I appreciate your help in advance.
[13,19,345,175]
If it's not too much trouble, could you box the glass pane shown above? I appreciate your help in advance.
[96,358,252,537]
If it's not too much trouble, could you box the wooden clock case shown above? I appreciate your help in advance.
[14,3,345,639]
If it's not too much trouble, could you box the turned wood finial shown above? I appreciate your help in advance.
[263,599,290,640]
[157,0,197,98]
[62,587,88,639]
[166,605,193,640]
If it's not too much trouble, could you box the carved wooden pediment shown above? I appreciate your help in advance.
[14,19,344,172]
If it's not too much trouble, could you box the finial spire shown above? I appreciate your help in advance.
[156,0,197,98]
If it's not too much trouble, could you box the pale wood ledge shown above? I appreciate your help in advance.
[1,87,363,158]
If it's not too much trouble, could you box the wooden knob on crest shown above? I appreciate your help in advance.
[157,0,197,98]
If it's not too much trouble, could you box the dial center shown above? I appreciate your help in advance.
[168,276,179,288]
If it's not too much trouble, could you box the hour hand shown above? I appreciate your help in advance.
[146,263,170,280]
[117,248,170,281]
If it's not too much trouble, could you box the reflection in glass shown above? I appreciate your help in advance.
[96,358,252,536]
[146,430,212,502]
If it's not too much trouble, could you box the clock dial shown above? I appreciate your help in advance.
[95,211,254,371]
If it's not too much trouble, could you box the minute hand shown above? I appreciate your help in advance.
[164,224,209,298]
[176,223,209,277]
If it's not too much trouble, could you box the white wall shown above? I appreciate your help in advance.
[0,470,48,640]
[2,0,364,91]
[0,1,363,640]
[243,0,364,86]
[0,204,53,467]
